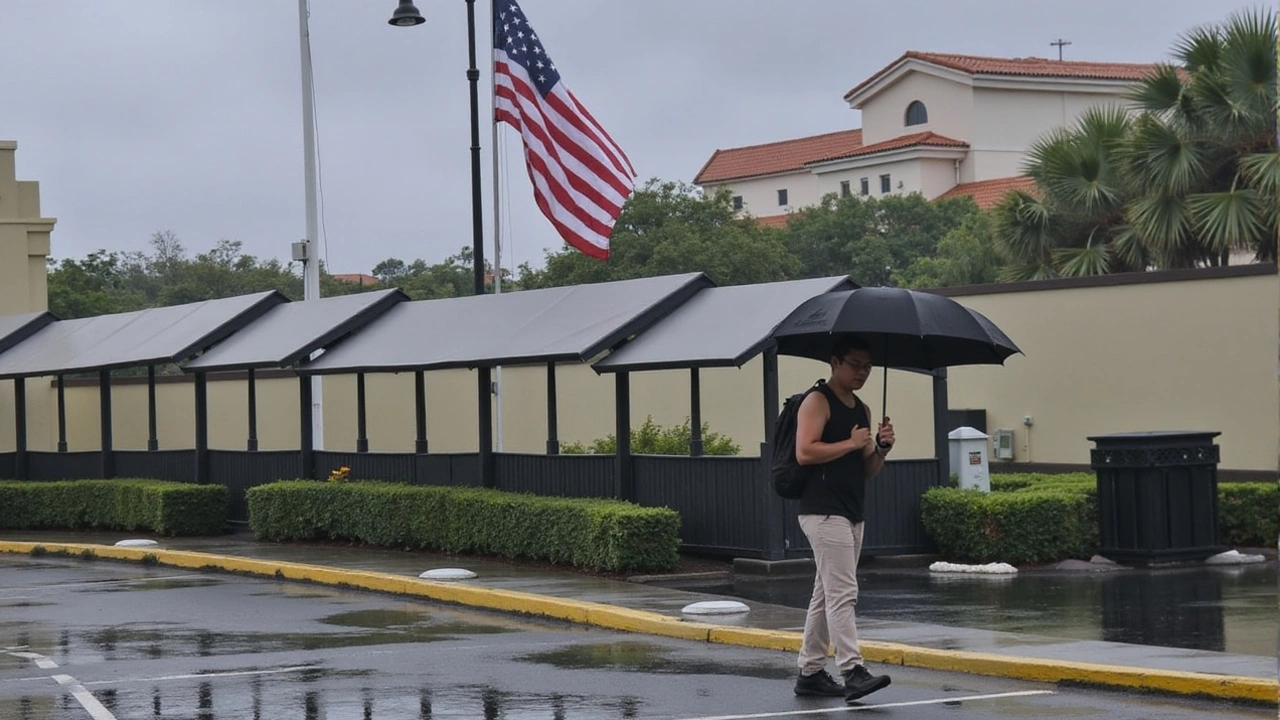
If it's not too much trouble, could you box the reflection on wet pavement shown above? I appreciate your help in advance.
[519,639,795,680]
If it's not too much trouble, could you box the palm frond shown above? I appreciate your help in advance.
[1127,194,1192,259]
[1108,225,1151,271]
[1187,188,1268,254]
[997,262,1058,283]
[1239,152,1280,197]
[1052,239,1112,277]
[1125,64,1187,115]
[1170,23,1224,72]
[1116,114,1208,195]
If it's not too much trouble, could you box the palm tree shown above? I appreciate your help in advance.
[993,105,1149,280]
[1120,6,1278,266]
[994,7,1277,278]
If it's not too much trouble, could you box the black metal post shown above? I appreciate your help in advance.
[98,370,113,478]
[247,368,259,452]
[356,372,369,453]
[414,370,428,454]
[932,368,950,486]
[689,368,703,457]
[147,365,158,451]
[300,374,315,479]
[546,361,559,455]
[762,346,785,560]
[194,373,209,484]
[615,371,632,501]
[56,374,67,453]
[465,0,493,487]
[13,378,27,479]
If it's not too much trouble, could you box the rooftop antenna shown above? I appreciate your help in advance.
[1050,38,1071,61]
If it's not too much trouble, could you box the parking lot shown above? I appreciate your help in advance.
[0,556,1269,719]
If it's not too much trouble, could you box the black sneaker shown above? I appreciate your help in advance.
[793,669,845,697]
[842,664,890,702]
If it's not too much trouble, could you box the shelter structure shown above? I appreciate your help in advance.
[0,272,955,559]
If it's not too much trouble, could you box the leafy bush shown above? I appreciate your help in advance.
[924,472,1277,564]
[1218,482,1279,547]
[921,485,1096,564]
[246,480,681,573]
[560,416,740,456]
[0,480,227,536]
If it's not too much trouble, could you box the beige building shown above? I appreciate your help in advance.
[0,142,53,316]
[693,51,1163,218]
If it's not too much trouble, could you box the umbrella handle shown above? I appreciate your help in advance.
[878,341,890,448]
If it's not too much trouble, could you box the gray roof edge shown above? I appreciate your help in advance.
[0,312,57,357]
[171,291,291,363]
[296,351,585,376]
[576,272,716,362]
[277,288,410,368]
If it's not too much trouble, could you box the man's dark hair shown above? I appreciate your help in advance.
[830,334,872,360]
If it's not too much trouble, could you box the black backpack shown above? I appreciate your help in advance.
[771,381,823,499]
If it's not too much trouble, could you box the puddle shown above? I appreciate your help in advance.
[0,601,53,608]
[519,640,793,680]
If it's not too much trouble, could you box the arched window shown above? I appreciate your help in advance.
[905,100,928,126]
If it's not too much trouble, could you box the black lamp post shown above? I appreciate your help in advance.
[389,0,494,486]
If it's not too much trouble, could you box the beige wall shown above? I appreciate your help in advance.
[713,171,820,220]
[0,141,53,316]
[856,69,974,146]
[968,87,1136,180]
[5,268,1275,473]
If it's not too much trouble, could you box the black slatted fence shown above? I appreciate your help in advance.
[495,453,615,497]
[633,455,767,555]
[0,452,13,479]
[114,450,196,483]
[28,452,100,480]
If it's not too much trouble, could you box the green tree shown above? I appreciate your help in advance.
[519,179,799,289]
[895,210,1008,288]
[781,192,983,285]
[45,251,148,319]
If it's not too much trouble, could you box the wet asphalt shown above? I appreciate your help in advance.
[1,557,1271,720]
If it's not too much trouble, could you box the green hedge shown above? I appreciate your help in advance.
[0,479,227,536]
[923,473,1276,564]
[246,480,682,573]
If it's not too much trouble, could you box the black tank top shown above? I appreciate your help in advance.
[797,381,870,523]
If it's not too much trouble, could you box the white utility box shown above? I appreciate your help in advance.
[948,426,990,492]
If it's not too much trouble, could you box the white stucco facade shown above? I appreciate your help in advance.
[694,52,1155,214]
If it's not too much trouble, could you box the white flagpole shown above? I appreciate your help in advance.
[298,0,323,451]
[490,0,504,453]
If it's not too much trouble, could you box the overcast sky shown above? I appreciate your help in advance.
[0,1,1262,276]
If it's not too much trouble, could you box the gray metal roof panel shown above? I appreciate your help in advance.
[0,312,56,356]
[183,289,409,372]
[298,272,713,375]
[593,276,856,373]
[0,291,286,379]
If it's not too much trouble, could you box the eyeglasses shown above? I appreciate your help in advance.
[839,357,874,373]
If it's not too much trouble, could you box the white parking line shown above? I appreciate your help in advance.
[10,650,119,720]
[52,674,118,720]
[666,690,1057,720]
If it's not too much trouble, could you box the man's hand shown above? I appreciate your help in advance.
[876,417,895,451]
[850,424,872,451]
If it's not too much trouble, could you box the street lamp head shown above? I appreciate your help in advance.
[388,0,425,27]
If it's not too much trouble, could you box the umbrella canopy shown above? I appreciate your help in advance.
[770,286,1021,371]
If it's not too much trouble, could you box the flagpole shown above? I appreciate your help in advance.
[490,0,504,453]
[298,0,324,451]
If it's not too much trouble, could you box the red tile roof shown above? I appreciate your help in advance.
[332,273,380,286]
[751,214,794,229]
[807,131,967,165]
[693,129,863,184]
[935,176,1040,209]
[845,51,1163,101]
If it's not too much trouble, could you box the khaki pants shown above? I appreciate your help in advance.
[797,514,865,674]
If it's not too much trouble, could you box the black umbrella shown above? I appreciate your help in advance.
[770,286,1021,420]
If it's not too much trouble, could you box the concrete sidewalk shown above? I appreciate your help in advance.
[1,530,1274,706]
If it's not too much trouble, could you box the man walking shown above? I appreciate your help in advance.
[790,334,894,702]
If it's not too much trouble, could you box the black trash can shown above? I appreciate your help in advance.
[1088,431,1226,566]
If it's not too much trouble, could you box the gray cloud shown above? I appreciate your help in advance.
[0,0,1260,275]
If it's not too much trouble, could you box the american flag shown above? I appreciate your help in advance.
[493,0,635,260]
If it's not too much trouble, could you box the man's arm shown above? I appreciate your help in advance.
[796,392,868,466]
[861,405,892,478]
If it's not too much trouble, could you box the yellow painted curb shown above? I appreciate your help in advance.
[3,541,1274,705]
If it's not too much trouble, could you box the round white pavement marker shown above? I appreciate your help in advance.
[114,539,158,547]
[681,600,750,615]
[419,568,477,580]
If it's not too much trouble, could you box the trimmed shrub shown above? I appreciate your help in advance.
[1218,481,1279,547]
[561,416,740,456]
[924,472,1277,564]
[247,480,681,573]
[0,480,227,536]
